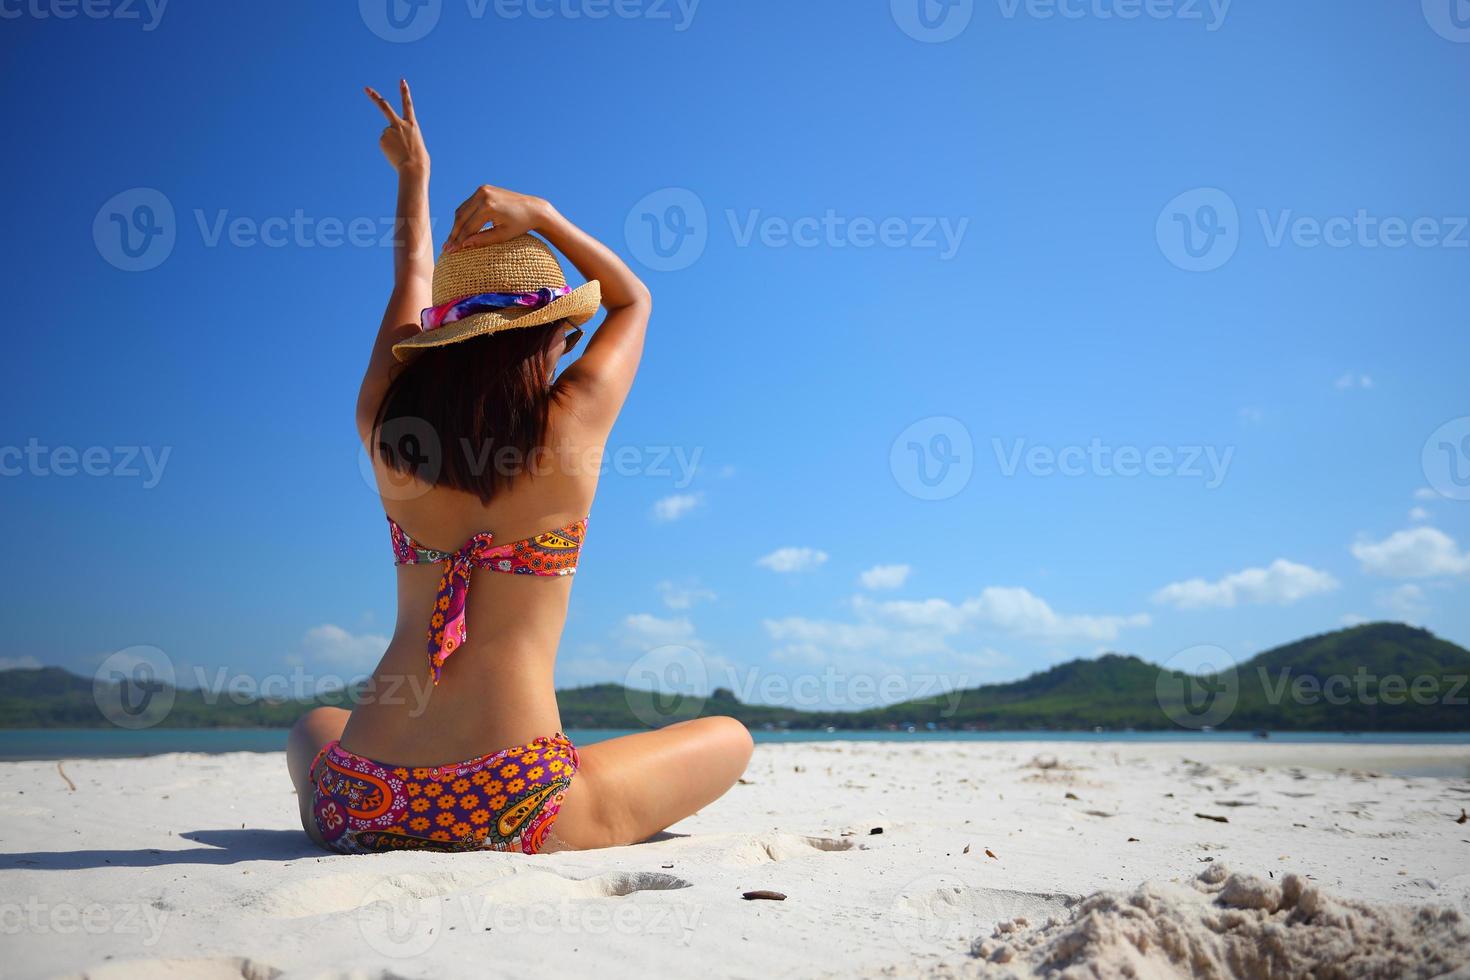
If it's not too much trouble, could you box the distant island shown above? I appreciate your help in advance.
[2,622,1466,732]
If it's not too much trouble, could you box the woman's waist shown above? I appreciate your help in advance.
[343,656,565,766]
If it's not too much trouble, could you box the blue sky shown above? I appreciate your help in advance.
[3,0,1468,708]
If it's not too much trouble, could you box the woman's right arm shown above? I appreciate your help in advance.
[441,188,652,435]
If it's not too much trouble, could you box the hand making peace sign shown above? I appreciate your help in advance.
[364,78,429,177]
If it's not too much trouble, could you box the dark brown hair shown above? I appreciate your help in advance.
[374,321,563,502]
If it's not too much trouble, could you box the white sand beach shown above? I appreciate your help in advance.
[3,741,1469,979]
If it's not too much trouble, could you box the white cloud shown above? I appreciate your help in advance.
[859,564,912,590]
[855,589,1149,644]
[1152,559,1340,610]
[1351,527,1470,579]
[1413,488,1438,501]
[621,613,702,649]
[652,492,703,522]
[301,624,389,671]
[761,585,1145,673]
[1409,507,1430,522]
[1238,407,1266,424]
[957,588,1150,642]
[0,656,42,670]
[1334,373,1374,390]
[757,547,829,573]
[1377,584,1429,621]
[657,580,717,610]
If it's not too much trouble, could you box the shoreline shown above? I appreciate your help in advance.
[4,729,1469,777]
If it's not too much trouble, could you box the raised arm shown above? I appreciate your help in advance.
[355,80,433,445]
[441,187,652,435]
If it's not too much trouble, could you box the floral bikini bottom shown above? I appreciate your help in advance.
[309,734,579,854]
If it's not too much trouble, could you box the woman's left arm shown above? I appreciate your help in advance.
[356,79,433,445]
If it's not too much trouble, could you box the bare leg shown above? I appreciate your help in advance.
[286,706,351,846]
[550,716,754,850]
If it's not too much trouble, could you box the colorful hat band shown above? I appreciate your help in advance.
[420,286,572,333]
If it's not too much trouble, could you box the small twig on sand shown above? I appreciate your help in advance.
[56,761,76,792]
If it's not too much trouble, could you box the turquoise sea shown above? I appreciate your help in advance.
[2,727,1468,761]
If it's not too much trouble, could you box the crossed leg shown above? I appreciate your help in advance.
[286,706,350,846]
[286,709,753,852]
[549,716,754,850]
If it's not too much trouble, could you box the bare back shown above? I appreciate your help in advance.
[340,401,603,765]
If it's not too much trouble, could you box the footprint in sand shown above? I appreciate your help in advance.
[720,833,860,867]
[888,875,1077,958]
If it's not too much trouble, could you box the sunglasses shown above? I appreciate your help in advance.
[561,326,585,357]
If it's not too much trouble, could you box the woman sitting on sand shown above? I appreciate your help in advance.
[286,80,752,854]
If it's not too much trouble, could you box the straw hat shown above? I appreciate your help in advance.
[392,234,601,361]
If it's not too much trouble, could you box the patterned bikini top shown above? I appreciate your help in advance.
[388,515,587,685]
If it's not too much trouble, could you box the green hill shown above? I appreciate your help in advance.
[1,622,1465,732]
